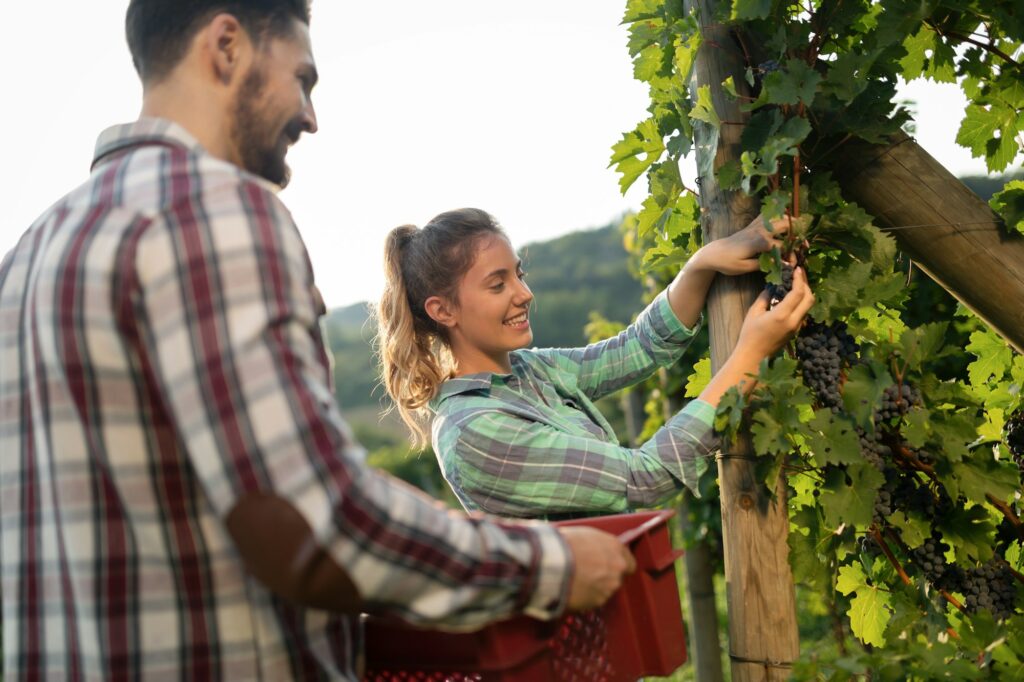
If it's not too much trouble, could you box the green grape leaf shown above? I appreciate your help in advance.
[842,360,894,429]
[836,562,869,596]
[689,84,721,129]
[634,42,670,81]
[674,34,702,82]
[889,511,929,548]
[622,0,662,23]
[821,463,883,529]
[956,103,1020,172]
[716,159,742,190]
[806,410,862,466]
[610,118,666,194]
[730,0,771,21]
[953,455,1021,506]
[721,75,739,99]
[636,195,665,238]
[936,503,996,563]
[929,411,978,464]
[740,109,783,152]
[902,408,931,448]
[898,322,950,372]
[985,128,1021,174]
[759,59,822,106]
[848,588,892,648]
[989,180,1024,236]
[685,356,711,398]
[625,17,662,56]
[977,406,1005,442]
[966,329,1012,386]
[714,386,747,442]
[956,105,1003,156]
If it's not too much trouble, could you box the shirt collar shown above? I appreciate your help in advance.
[433,374,495,405]
[91,117,283,195]
[430,354,528,407]
[92,117,205,170]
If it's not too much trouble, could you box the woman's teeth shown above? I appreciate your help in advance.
[504,313,528,326]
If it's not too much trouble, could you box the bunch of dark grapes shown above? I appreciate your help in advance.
[873,474,897,524]
[759,59,781,74]
[1004,409,1024,482]
[796,320,860,410]
[875,383,923,423]
[960,560,1018,621]
[909,532,952,587]
[858,427,892,471]
[766,263,794,307]
[893,481,952,519]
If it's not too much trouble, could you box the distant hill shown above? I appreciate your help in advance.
[322,221,644,437]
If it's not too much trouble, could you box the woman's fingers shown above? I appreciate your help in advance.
[750,289,772,314]
[773,267,812,317]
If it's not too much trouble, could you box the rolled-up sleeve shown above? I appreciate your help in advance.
[129,175,571,627]
[438,399,717,518]
[528,290,700,402]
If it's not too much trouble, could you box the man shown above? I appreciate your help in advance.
[0,1,634,679]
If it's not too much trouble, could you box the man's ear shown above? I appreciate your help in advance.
[424,296,456,328]
[204,13,250,84]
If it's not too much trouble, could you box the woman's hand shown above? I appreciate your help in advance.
[735,265,815,359]
[696,215,790,276]
[693,266,814,408]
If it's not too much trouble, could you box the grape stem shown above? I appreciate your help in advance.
[871,528,911,586]
[985,494,1024,543]
[881,528,968,616]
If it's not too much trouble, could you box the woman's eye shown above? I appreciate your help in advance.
[517,270,527,280]
[491,283,505,292]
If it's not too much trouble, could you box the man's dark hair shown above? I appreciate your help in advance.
[126,1,311,84]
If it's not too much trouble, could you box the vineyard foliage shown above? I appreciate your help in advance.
[610,0,1024,677]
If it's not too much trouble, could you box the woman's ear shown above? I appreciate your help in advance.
[424,296,456,328]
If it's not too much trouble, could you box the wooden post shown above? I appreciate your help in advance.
[666,389,725,682]
[828,131,1024,354]
[685,1,800,679]
[621,389,647,448]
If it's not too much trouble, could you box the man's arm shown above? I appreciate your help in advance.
[126,176,595,625]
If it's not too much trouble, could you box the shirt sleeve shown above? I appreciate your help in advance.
[527,290,700,402]
[438,399,717,518]
[128,175,571,627]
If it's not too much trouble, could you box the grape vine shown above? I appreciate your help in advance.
[611,0,1023,676]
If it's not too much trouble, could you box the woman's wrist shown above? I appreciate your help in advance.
[686,243,719,275]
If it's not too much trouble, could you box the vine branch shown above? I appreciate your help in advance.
[925,21,1021,67]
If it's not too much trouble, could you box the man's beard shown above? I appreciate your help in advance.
[231,67,297,188]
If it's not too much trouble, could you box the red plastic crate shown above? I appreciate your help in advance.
[363,510,687,681]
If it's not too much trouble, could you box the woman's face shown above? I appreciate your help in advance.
[446,235,534,368]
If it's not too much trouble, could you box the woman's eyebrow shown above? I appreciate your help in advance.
[484,260,522,280]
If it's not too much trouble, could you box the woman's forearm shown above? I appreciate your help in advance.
[666,247,716,329]
[696,345,763,408]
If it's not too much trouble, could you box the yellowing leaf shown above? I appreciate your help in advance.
[966,330,1012,386]
[848,588,891,647]
[836,563,868,595]
[609,118,666,194]
[685,356,711,398]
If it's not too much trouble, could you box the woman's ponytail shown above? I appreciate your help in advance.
[376,225,444,446]
[374,209,504,447]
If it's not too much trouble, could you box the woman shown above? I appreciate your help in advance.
[376,208,813,518]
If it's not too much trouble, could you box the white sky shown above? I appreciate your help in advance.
[0,1,998,307]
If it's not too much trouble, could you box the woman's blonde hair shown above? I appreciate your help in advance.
[375,208,505,446]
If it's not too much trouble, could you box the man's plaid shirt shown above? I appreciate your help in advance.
[0,118,572,681]
[431,291,718,519]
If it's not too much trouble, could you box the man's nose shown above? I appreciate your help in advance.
[301,100,318,134]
